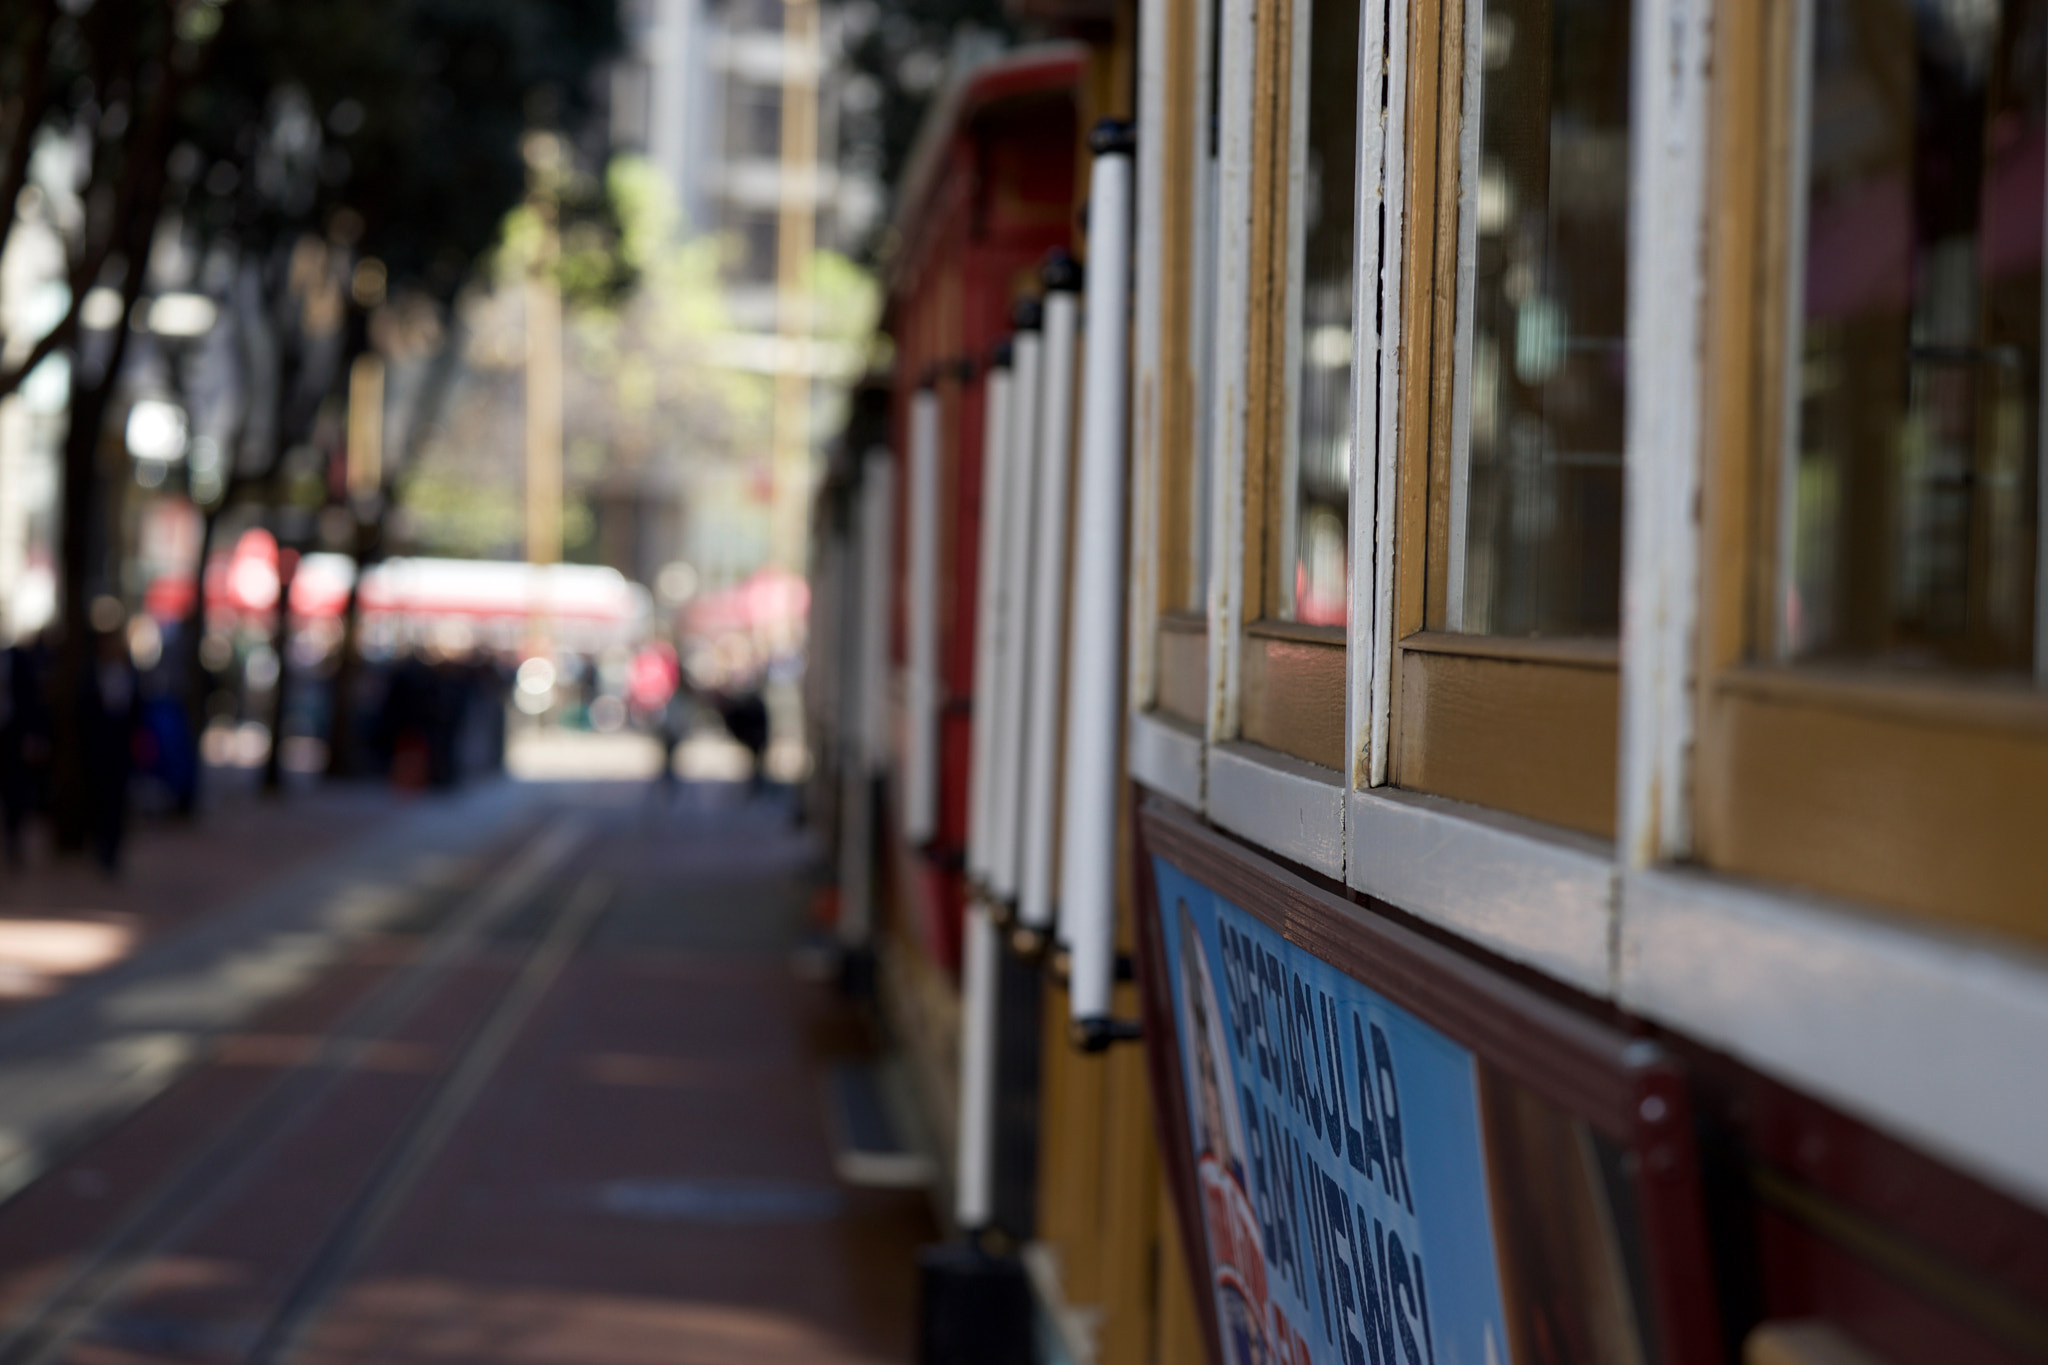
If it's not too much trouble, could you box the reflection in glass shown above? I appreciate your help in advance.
[1277,0,1361,626]
[1451,0,1631,637]
[1787,0,2044,675]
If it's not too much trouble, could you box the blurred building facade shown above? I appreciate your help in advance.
[606,0,883,590]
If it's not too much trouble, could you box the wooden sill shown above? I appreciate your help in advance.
[1714,664,2048,738]
[1245,618,1347,647]
[1400,630,1620,669]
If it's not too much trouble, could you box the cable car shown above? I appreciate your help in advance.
[809,2,2048,1362]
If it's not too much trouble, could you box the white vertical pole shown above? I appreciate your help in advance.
[966,363,1014,885]
[956,355,1013,1230]
[1064,126,1136,1031]
[1618,0,1712,871]
[842,450,894,949]
[954,899,1001,1227]
[860,453,896,777]
[1018,262,1082,939]
[837,746,873,948]
[903,387,941,845]
[990,320,1043,906]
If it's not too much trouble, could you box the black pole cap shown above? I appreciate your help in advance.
[1011,297,1043,331]
[1040,247,1083,294]
[1089,117,1136,158]
[988,336,1014,369]
[1071,1016,1144,1053]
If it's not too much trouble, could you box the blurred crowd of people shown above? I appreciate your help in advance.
[0,599,789,877]
[0,623,186,873]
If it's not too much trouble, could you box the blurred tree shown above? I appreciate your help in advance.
[402,157,878,591]
[0,0,622,824]
[0,0,236,844]
[173,0,624,788]
[405,157,767,569]
[0,0,206,400]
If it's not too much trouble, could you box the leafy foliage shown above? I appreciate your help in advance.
[173,0,624,301]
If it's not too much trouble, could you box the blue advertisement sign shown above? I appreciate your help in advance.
[1156,856,1512,1365]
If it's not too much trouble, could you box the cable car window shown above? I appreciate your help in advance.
[1444,0,1632,637]
[1276,0,1362,626]
[1687,0,2048,936]
[1781,0,2046,676]
[1386,0,1633,837]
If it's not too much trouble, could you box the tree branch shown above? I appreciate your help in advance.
[0,0,221,404]
[0,0,60,318]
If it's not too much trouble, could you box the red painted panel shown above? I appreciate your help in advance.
[871,50,1083,982]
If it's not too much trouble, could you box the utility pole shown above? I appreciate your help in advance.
[347,353,384,501]
[525,135,564,573]
[771,0,820,573]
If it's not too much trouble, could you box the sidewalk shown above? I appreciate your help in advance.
[0,774,542,1203]
[0,775,402,1014]
[0,763,934,1365]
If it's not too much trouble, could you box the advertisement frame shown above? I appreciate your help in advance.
[1134,795,1725,1365]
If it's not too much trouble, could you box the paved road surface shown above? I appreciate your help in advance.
[0,774,932,1365]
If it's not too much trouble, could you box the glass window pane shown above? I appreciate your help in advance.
[1276,0,1361,626]
[1786,0,2045,674]
[1451,0,1632,638]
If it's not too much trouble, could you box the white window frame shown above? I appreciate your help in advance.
[1190,0,1357,873]
[1126,0,1221,816]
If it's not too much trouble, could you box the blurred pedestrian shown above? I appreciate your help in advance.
[140,677,197,814]
[653,688,686,806]
[0,632,52,866]
[379,650,437,790]
[84,629,142,873]
[429,652,467,788]
[719,688,770,796]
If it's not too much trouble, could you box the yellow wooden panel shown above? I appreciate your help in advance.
[876,931,962,1173]
[1157,617,1211,726]
[1701,676,2048,947]
[1154,1183,1207,1365]
[1394,643,1619,838]
[1037,977,1111,1307]
[1095,981,1163,1365]
[1745,1321,1890,1365]
[1240,629,1345,769]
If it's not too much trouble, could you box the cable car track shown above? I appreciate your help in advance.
[0,814,603,1365]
